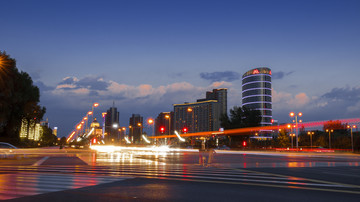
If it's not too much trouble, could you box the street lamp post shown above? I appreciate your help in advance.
[138,122,142,144]
[289,112,302,149]
[290,133,295,149]
[307,131,314,148]
[165,114,171,145]
[325,129,333,149]
[129,125,133,142]
[347,125,356,152]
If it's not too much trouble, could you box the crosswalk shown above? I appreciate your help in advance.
[0,170,131,200]
[1,163,360,200]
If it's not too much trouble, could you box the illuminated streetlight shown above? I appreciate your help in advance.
[325,129,334,149]
[307,131,315,148]
[347,125,357,152]
[289,112,302,149]
[164,114,171,145]
[147,118,154,140]
[290,133,295,149]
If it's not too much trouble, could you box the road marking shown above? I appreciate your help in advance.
[230,167,360,189]
[32,156,49,166]
[146,177,360,195]
[0,172,132,200]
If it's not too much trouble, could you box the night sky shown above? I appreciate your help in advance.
[1,0,360,137]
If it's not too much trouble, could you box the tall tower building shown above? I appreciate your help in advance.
[174,100,220,133]
[242,67,272,126]
[197,88,227,116]
[105,104,120,140]
[129,114,143,143]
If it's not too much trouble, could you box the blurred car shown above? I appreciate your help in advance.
[0,142,17,159]
[215,145,231,150]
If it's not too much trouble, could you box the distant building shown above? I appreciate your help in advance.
[19,118,42,141]
[90,118,103,137]
[197,88,227,117]
[104,105,120,140]
[40,118,49,128]
[242,67,272,126]
[155,112,174,136]
[53,127,58,137]
[129,114,143,143]
[174,100,220,133]
[173,88,226,133]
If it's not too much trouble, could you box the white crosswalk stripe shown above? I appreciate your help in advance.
[0,171,131,200]
[2,164,360,196]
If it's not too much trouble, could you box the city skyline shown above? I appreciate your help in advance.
[1,0,359,136]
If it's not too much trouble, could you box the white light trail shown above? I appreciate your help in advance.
[124,136,131,144]
[84,128,94,138]
[174,131,186,142]
[142,135,151,143]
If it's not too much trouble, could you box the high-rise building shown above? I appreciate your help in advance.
[242,67,272,126]
[105,105,119,140]
[173,88,227,133]
[197,88,227,117]
[129,114,143,143]
[174,100,220,133]
[155,112,174,136]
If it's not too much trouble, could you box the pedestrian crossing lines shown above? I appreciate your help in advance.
[0,171,131,200]
[2,164,360,195]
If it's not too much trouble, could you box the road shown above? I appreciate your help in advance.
[1,146,360,201]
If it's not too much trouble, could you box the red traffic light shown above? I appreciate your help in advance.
[92,138,97,144]
[242,141,247,147]
[182,127,188,133]
[160,126,165,133]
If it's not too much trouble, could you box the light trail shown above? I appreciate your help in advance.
[150,118,360,139]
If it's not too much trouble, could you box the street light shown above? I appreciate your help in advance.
[165,114,171,145]
[112,123,119,142]
[307,131,315,148]
[347,125,357,152]
[289,112,302,149]
[290,133,295,149]
[325,129,334,149]
[147,118,154,134]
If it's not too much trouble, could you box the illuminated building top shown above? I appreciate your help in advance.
[242,67,272,78]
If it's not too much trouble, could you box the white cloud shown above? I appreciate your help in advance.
[272,90,311,110]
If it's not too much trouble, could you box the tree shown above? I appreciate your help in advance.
[220,106,261,129]
[220,106,261,147]
[0,51,45,142]
[41,126,56,146]
[275,130,290,148]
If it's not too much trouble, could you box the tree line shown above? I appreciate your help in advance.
[0,51,55,146]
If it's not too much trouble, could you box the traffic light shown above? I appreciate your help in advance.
[182,127,188,133]
[160,126,165,134]
[92,138,97,144]
[242,141,247,147]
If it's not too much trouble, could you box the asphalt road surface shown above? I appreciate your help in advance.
[1,147,360,201]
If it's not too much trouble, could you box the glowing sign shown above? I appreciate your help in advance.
[252,69,260,74]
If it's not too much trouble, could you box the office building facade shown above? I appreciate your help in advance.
[197,88,227,117]
[154,112,174,136]
[104,106,120,140]
[174,100,220,133]
[242,67,272,126]
[129,114,143,143]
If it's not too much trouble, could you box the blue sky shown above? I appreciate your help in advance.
[1,0,360,137]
